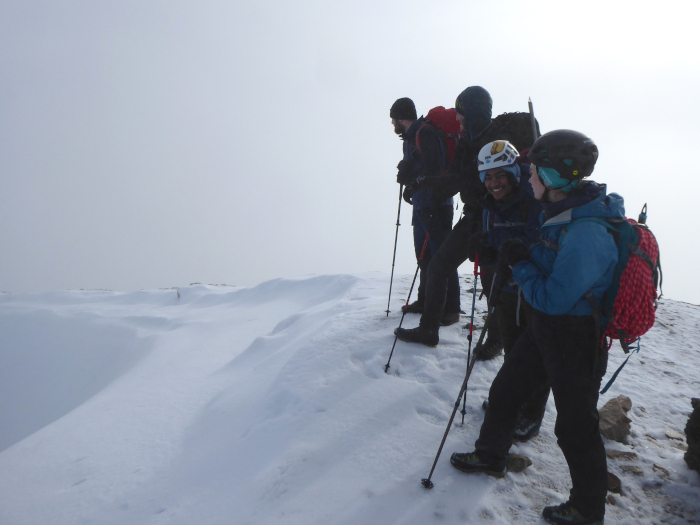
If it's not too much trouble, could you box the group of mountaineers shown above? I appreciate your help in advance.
[386,86,661,525]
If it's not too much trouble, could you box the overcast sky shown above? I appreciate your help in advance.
[1,0,699,304]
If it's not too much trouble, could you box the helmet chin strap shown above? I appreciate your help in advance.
[541,186,553,202]
[541,180,578,202]
[534,169,554,202]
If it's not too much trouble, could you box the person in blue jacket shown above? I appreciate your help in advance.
[450,130,619,525]
[390,98,460,324]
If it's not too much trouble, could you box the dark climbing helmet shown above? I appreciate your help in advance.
[527,130,599,180]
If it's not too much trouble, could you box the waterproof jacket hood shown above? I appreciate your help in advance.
[455,86,493,140]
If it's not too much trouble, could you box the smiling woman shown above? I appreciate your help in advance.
[484,170,514,200]
[468,140,542,361]
[478,140,520,201]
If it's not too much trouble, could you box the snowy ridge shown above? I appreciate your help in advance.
[0,273,698,524]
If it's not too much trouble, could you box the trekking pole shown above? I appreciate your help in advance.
[386,184,404,316]
[528,98,539,142]
[384,213,437,374]
[421,303,496,490]
[461,273,505,423]
[459,254,480,425]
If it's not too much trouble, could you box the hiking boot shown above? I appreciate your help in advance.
[394,326,438,347]
[542,502,604,525]
[513,417,542,442]
[474,338,503,361]
[450,452,506,478]
[440,311,460,326]
[401,301,423,314]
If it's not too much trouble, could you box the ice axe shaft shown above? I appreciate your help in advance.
[528,97,539,142]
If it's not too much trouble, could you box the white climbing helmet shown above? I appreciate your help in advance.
[478,140,520,182]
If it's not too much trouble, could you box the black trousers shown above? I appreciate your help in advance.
[419,214,479,330]
[475,310,609,520]
[498,292,550,422]
[412,206,460,313]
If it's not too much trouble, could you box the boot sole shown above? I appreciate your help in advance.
[452,464,506,478]
[395,337,438,348]
[450,459,506,478]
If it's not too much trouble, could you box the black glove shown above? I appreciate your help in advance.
[499,238,530,267]
[403,184,415,204]
[396,160,413,185]
[496,238,530,279]
[466,232,496,264]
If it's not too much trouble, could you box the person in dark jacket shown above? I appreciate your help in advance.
[450,130,617,525]
[395,87,537,347]
[468,140,549,442]
[469,140,542,356]
[390,98,460,323]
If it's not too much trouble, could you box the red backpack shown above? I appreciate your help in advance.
[415,106,460,170]
[597,213,661,351]
[551,208,661,352]
[545,205,662,394]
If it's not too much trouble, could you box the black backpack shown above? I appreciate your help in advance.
[490,111,540,152]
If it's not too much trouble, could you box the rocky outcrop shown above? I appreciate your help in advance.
[607,472,622,494]
[505,453,532,473]
[599,395,632,443]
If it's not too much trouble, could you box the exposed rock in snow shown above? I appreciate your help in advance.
[600,395,633,443]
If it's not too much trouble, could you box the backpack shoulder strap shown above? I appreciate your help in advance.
[414,118,436,146]
[415,120,447,171]
[537,216,615,252]
[519,199,531,223]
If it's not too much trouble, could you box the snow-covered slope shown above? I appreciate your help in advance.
[0,274,698,524]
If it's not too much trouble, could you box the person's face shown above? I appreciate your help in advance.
[529,163,546,200]
[391,118,406,135]
[456,113,467,135]
[484,168,514,200]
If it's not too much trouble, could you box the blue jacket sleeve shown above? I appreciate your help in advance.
[512,221,618,315]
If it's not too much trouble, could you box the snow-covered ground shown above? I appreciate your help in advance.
[0,273,698,524]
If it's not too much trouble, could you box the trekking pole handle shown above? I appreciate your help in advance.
[638,203,647,225]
